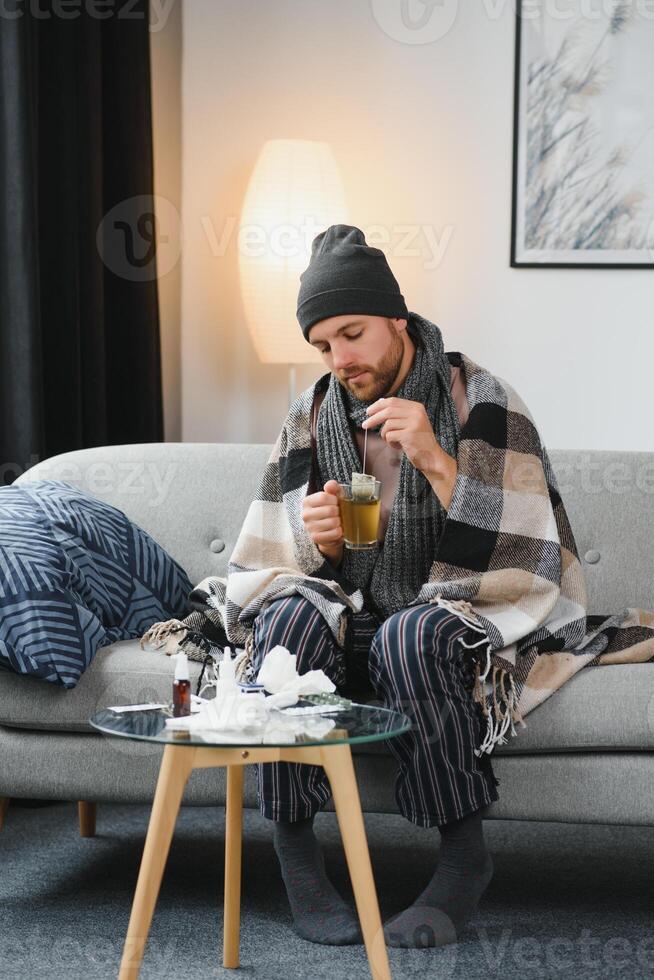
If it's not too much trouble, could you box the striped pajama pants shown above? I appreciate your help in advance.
[250,594,500,828]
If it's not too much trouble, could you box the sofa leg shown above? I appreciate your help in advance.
[0,797,9,831]
[78,801,97,837]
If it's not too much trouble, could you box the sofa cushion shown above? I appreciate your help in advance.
[359,663,654,757]
[492,662,654,755]
[0,481,192,688]
[0,639,206,732]
[1,641,653,756]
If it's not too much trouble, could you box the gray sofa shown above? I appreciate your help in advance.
[1,442,653,836]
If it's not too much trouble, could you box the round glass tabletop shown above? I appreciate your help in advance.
[89,700,412,749]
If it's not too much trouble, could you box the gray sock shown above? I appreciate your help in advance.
[273,814,362,945]
[384,807,494,948]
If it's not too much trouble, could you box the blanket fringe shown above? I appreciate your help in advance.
[140,619,188,653]
[235,631,255,683]
[430,594,526,757]
[431,594,484,632]
[434,595,493,682]
[471,662,527,756]
[140,615,256,679]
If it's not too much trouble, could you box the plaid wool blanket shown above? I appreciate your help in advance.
[142,353,654,756]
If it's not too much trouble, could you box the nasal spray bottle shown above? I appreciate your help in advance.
[172,651,191,717]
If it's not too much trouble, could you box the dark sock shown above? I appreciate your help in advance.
[384,807,494,948]
[273,814,362,945]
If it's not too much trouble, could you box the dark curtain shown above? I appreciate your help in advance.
[0,0,163,484]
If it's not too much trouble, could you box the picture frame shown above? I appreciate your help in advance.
[511,0,654,268]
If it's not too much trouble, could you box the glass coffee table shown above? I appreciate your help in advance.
[90,701,412,980]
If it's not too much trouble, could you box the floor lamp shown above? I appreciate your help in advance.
[238,139,349,407]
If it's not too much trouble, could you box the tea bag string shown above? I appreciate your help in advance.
[362,424,368,475]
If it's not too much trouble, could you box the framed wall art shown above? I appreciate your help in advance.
[511,0,654,267]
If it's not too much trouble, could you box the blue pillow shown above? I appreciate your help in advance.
[0,480,193,688]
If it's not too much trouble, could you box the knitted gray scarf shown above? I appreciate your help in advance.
[315,311,461,620]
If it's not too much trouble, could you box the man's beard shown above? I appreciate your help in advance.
[338,327,405,403]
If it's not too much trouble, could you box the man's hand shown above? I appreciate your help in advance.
[362,397,458,510]
[301,480,345,566]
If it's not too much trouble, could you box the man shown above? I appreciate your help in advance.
[247,224,499,949]
[142,223,654,952]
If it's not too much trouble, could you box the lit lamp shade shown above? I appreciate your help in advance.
[239,139,349,365]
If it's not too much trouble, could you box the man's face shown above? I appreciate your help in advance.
[308,314,407,402]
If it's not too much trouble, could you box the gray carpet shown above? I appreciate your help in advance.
[1,800,653,980]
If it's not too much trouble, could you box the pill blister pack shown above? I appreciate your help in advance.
[279,694,354,716]
[279,703,343,716]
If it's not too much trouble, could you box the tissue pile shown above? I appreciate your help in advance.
[164,645,337,739]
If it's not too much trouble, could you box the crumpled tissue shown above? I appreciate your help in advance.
[257,645,336,709]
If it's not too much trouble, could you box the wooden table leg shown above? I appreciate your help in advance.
[0,797,9,831]
[320,744,392,980]
[223,764,244,968]
[118,745,195,980]
[78,801,96,837]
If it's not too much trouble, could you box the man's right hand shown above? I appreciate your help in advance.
[302,480,345,566]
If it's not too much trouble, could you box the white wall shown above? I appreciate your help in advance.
[179,0,652,451]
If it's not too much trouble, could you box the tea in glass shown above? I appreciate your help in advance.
[337,477,382,550]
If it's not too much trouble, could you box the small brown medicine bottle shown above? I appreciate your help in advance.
[173,651,191,717]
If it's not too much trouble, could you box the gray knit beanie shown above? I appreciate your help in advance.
[296,224,409,340]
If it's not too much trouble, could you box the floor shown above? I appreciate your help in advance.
[1,800,653,980]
